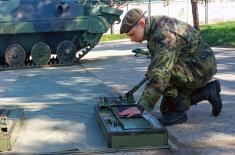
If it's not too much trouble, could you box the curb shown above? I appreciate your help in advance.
[96,39,147,49]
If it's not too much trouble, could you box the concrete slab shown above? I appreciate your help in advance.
[0,65,181,154]
[0,67,117,153]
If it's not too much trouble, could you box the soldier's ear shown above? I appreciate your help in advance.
[138,19,145,29]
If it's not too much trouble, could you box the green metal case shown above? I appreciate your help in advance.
[0,109,24,151]
[94,97,168,149]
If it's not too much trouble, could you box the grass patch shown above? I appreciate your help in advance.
[100,34,128,42]
[101,21,235,47]
[200,21,235,47]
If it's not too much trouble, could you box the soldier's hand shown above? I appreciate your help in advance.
[118,107,141,118]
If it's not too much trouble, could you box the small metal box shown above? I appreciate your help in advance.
[0,108,24,151]
[94,97,168,149]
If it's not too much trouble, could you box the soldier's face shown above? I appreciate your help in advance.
[127,22,145,43]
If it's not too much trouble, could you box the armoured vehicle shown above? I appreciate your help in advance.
[0,0,123,69]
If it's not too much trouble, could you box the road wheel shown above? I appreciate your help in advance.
[56,40,77,63]
[31,42,51,65]
[5,44,26,66]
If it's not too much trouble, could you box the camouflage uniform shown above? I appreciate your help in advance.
[138,16,217,112]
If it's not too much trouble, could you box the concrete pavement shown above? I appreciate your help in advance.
[0,40,234,154]
[82,41,235,155]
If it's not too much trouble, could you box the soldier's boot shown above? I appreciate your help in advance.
[190,80,222,116]
[160,96,176,115]
[151,96,176,119]
[158,96,187,126]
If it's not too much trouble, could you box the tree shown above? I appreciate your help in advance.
[191,0,200,30]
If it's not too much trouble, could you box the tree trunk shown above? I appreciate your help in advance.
[110,24,114,34]
[191,0,200,31]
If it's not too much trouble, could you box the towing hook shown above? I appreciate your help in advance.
[56,2,70,15]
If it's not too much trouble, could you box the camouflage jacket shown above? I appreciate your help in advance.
[138,16,216,111]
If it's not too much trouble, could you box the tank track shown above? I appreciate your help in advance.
[0,43,96,71]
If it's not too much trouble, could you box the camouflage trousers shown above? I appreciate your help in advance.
[160,44,217,113]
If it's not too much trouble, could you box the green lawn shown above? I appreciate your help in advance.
[101,21,235,47]
[100,34,127,42]
[200,21,235,47]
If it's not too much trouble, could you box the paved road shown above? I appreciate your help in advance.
[0,40,234,154]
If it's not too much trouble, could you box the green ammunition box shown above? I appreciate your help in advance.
[94,104,168,149]
[0,109,24,151]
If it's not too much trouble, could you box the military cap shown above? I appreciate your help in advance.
[120,8,145,34]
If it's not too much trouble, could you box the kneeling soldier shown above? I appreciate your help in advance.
[118,8,222,125]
